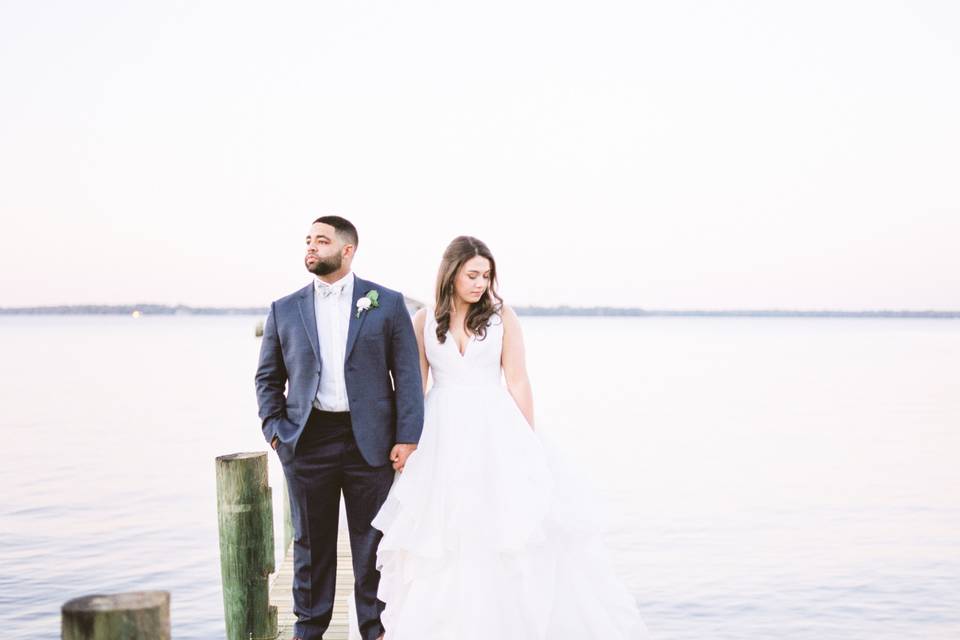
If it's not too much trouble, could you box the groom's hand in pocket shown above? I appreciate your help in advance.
[390,443,417,472]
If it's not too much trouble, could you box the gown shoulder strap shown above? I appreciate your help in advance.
[422,307,437,342]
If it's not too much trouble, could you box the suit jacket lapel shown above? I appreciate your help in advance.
[297,283,322,367]
[345,275,370,361]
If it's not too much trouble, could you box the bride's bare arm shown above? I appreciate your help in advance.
[413,308,431,395]
[501,305,534,429]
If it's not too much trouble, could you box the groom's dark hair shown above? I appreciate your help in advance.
[313,215,359,247]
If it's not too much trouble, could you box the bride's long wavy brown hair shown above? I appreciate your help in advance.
[434,236,504,344]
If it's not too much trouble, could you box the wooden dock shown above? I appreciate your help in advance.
[270,521,355,640]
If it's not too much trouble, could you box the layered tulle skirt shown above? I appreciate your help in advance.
[370,382,648,639]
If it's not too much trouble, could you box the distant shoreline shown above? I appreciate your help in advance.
[1,304,958,319]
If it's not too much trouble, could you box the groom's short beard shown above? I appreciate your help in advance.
[306,253,342,276]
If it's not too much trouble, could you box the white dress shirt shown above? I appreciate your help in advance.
[314,271,354,411]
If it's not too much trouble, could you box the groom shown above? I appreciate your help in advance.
[255,216,424,640]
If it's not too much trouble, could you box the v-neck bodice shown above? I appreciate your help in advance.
[424,309,503,389]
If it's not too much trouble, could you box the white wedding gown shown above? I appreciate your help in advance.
[348,310,648,639]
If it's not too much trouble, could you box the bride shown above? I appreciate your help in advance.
[356,236,648,639]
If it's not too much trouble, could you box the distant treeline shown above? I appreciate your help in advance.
[1,304,959,319]
[0,304,267,315]
[515,306,960,318]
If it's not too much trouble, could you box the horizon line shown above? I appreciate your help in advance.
[1,303,959,317]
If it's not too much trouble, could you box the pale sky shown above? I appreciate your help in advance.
[1,1,958,310]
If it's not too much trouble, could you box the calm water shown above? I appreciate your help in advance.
[1,315,959,639]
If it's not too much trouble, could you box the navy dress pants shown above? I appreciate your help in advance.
[280,409,395,640]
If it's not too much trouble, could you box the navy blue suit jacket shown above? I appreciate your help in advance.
[255,275,424,466]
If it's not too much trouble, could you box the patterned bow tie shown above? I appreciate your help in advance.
[317,284,345,299]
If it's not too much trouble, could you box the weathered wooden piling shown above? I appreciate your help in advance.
[216,452,278,640]
[61,591,170,640]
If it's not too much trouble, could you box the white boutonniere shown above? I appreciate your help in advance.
[356,289,380,318]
